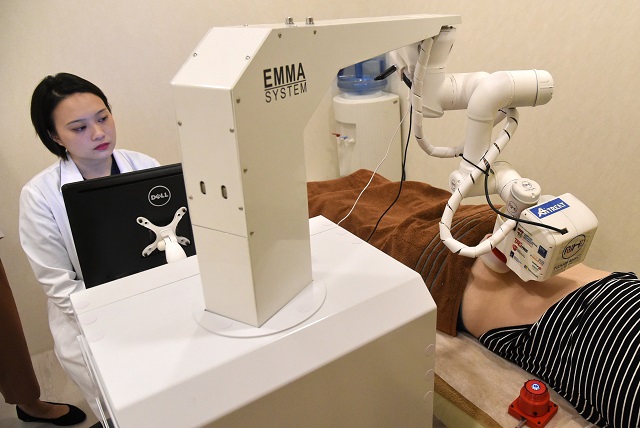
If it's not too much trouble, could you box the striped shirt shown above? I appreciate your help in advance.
[479,272,640,428]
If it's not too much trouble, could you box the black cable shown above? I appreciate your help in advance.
[460,155,567,235]
[375,64,397,81]
[366,105,412,242]
[402,73,413,89]
[483,171,568,235]
[375,64,412,88]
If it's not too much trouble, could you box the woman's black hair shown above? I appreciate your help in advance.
[30,73,111,160]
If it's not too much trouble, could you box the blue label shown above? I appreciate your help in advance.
[531,198,570,219]
[538,246,548,258]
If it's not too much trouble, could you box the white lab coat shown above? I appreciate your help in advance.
[19,149,159,418]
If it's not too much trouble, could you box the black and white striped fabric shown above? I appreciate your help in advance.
[479,272,640,428]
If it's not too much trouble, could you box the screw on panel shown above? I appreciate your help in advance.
[243,168,248,173]
[305,17,314,25]
[177,121,182,126]
[230,128,235,133]
[246,55,251,60]
[285,17,294,25]
[193,52,198,57]
[236,98,241,103]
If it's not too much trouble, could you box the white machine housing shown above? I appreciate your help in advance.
[494,194,598,281]
[70,217,438,427]
[171,15,460,326]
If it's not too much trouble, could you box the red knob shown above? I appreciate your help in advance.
[518,380,551,416]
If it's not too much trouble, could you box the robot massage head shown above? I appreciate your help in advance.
[481,193,597,282]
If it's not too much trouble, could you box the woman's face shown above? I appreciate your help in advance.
[50,92,116,166]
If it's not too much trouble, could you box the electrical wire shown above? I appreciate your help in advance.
[336,104,410,226]
[484,170,567,234]
[365,104,413,242]
[515,418,527,428]
[336,61,413,229]
[460,155,568,235]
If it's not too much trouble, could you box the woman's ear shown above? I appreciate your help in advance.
[48,130,63,146]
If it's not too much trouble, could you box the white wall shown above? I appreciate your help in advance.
[1,0,638,354]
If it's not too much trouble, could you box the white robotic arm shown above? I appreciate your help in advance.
[399,27,597,281]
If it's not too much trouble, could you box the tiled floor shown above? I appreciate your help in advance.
[0,350,448,427]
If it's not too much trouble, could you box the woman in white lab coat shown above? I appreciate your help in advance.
[19,73,159,420]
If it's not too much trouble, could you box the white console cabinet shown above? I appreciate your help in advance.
[71,216,437,427]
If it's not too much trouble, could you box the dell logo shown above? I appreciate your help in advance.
[148,186,171,206]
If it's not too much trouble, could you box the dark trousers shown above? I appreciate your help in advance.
[0,259,40,404]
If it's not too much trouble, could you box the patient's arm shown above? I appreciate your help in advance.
[460,259,610,338]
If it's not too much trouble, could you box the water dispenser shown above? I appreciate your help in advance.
[334,55,402,180]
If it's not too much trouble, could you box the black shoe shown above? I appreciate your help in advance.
[16,401,87,426]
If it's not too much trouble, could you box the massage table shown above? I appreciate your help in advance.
[307,170,593,428]
[434,331,591,427]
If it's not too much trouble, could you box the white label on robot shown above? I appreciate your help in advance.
[263,63,308,103]
[562,235,586,260]
[531,197,570,219]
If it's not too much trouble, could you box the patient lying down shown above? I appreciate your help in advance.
[307,170,639,428]
[461,257,608,336]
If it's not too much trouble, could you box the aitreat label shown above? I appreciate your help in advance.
[531,198,570,219]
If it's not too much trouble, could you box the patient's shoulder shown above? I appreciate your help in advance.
[555,264,611,286]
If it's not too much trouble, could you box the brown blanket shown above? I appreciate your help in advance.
[307,169,496,336]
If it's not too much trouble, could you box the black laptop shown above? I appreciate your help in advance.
[62,163,196,288]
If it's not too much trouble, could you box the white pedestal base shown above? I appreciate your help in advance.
[194,280,326,338]
[71,216,437,427]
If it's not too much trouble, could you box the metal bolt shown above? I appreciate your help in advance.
[193,52,198,57]
[239,207,244,211]
[243,168,248,173]
[306,17,314,25]
[285,17,294,25]
[236,98,241,103]
[177,121,182,126]
[245,55,250,60]
[230,128,235,133]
